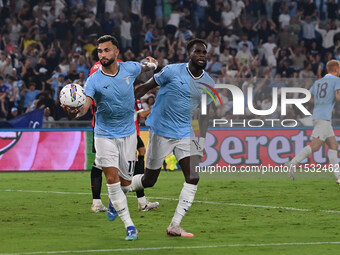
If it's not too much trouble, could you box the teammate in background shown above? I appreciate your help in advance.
[89,62,159,212]
[130,39,215,237]
[64,35,158,241]
[286,60,340,182]
[134,98,160,211]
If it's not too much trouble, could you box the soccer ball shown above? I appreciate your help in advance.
[59,83,86,108]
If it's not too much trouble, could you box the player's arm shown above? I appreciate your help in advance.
[138,108,152,118]
[336,90,340,101]
[140,56,158,72]
[199,103,211,138]
[198,103,212,154]
[63,96,92,119]
[134,77,158,99]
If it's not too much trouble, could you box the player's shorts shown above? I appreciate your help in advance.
[137,135,144,149]
[94,132,137,181]
[145,130,202,170]
[311,119,335,141]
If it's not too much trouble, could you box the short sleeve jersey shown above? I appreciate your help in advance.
[146,63,215,139]
[309,74,340,121]
[85,61,141,138]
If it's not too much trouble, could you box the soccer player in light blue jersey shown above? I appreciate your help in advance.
[286,60,340,182]
[64,35,157,241]
[130,39,215,237]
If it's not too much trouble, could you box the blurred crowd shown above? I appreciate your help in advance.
[0,0,339,125]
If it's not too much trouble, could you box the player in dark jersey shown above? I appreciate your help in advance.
[134,98,159,211]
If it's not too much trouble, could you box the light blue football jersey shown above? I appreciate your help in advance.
[85,62,141,138]
[309,74,340,121]
[146,63,215,139]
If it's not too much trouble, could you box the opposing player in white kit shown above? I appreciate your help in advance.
[286,60,340,182]
[64,35,157,240]
[130,39,215,237]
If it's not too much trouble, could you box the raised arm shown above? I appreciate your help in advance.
[140,56,158,73]
[336,90,340,102]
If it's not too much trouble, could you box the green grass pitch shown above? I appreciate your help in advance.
[1,170,340,255]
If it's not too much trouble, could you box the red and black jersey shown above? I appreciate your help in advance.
[134,99,143,136]
[89,59,123,127]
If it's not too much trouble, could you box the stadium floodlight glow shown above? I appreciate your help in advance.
[201,84,312,116]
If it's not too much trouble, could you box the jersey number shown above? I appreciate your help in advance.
[128,161,135,176]
[316,82,328,98]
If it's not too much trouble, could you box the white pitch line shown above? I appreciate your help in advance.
[2,189,340,214]
[2,242,340,255]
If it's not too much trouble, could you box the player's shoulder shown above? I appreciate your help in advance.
[202,71,215,85]
[87,69,101,81]
[162,63,186,73]
[85,69,102,88]
[319,75,340,85]
[120,61,141,72]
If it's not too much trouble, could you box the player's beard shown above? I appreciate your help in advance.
[100,57,115,67]
[192,59,207,70]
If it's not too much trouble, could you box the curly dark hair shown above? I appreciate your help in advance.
[186,39,207,52]
[96,35,119,48]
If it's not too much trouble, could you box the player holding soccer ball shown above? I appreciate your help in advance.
[64,35,157,241]
[130,39,215,237]
[88,61,159,213]
[285,60,340,182]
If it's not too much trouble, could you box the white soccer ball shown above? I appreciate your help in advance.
[59,83,86,108]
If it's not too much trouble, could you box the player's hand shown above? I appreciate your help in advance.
[145,56,158,69]
[61,105,81,119]
[142,57,158,71]
[146,56,157,64]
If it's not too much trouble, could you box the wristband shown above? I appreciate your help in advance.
[145,62,157,70]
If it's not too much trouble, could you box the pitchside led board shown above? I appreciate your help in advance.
[1,128,340,171]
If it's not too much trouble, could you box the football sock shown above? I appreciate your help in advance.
[129,174,144,192]
[107,182,134,228]
[91,163,103,199]
[291,145,312,166]
[92,199,102,206]
[135,156,145,173]
[134,156,145,198]
[137,196,148,206]
[120,185,131,194]
[170,182,197,227]
[328,149,340,179]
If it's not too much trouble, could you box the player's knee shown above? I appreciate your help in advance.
[138,147,146,156]
[142,176,157,188]
[106,175,119,184]
[311,144,322,152]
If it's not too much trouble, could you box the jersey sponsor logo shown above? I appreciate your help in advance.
[103,85,109,89]
[123,76,130,85]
